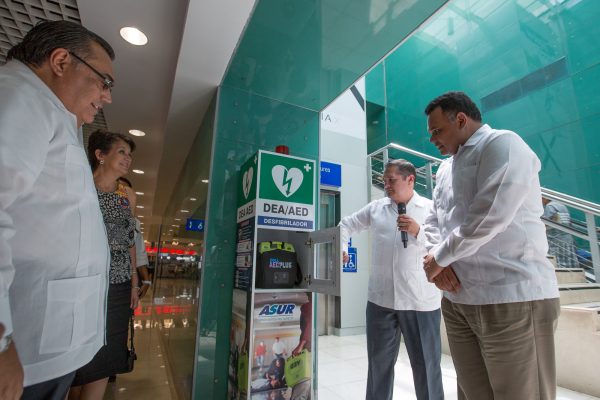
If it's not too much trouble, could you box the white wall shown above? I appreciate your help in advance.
[320,78,370,335]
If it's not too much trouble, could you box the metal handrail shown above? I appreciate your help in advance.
[368,142,600,280]
[371,143,600,217]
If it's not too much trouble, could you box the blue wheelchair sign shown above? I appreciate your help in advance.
[343,247,357,273]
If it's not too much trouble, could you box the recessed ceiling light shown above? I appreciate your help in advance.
[136,205,144,209]
[129,129,146,137]
[171,224,178,227]
[120,27,148,46]
[190,197,197,201]
[174,218,181,221]
[180,209,189,213]
[135,192,144,196]
[140,222,144,225]
[202,179,209,183]
[132,169,144,174]
[138,215,144,218]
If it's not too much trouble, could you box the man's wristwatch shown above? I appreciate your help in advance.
[142,280,152,286]
[0,333,13,354]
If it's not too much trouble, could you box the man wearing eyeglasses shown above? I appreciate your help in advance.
[339,160,444,400]
[0,21,114,399]
[422,91,559,400]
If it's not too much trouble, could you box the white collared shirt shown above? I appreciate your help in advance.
[0,61,110,385]
[339,192,441,311]
[424,124,559,305]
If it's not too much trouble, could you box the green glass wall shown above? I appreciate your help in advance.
[366,0,600,203]
[193,1,453,398]
[193,86,319,399]
[224,0,448,111]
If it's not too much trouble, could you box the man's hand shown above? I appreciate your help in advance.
[0,325,24,400]
[397,215,420,238]
[432,266,461,293]
[343,251,349,264]
[423,254,444,282]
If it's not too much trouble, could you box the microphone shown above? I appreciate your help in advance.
[398,202,408,248]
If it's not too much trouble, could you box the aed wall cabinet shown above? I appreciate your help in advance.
[228,150,342,400]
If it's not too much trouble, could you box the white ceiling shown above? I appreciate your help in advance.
[76,0,256,241]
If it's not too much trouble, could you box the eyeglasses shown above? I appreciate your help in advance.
[69,51,114,92]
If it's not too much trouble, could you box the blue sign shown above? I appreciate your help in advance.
[320,161,342,187]
[186,218,204,232]
[343,247,357,273]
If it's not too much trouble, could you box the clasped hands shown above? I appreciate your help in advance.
[422,254,461,293]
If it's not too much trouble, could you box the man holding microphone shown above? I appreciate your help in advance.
[339,159,444,400]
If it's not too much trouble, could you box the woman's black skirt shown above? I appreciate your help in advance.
[71,281,132,386]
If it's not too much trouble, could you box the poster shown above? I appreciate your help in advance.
[249,292,313,400]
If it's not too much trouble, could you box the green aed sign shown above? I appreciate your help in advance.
[236,150,315,231]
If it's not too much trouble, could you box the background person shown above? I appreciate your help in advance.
[120,177,152,298]
[339,159,444,400]
[0,20,114,400]
[272,337,287,360]
[423,91,560,400]
[69,130,139,400]
[542,197,579,268]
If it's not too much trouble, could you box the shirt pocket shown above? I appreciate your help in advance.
[65,144,92,194]
[453,165,477,206]
[39,274,102,354]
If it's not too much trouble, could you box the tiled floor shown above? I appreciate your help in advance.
[316,334,600,400]
[104,277,599,400]
[104,277,198,400]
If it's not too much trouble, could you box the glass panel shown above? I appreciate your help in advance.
[374,0,600,204]
[224,0,449,111]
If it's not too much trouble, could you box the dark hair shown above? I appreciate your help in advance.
[424,91,482,122]
[385,159,416,180]
[119,177,133,188]
[87,129,136,171]
[7,20,115,67]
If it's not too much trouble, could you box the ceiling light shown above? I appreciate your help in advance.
[202,179,209,183]
[136,205,144,209]
[133,169,144,174]
[180,209,189,213]
[138,215,144,218]
[190,197,197,201]
[171,224,178,227]
[120,27,148,46]
[140,222,144,225]
[129,129,146,137]
[174,218,181,221]
[135,192,144,195]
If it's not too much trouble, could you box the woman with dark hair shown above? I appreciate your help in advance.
[69,130,139,400]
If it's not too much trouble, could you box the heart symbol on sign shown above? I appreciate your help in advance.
[242,167,253,199]
[272,165,303,198]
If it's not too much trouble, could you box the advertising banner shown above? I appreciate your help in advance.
[256,152,315,231]
[249,292,313,400]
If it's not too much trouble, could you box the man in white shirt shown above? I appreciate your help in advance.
[422,91,560,400]
[339,160,443,400]
[0,21,114,399]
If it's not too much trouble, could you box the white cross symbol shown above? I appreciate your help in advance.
[303,163,311,172]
